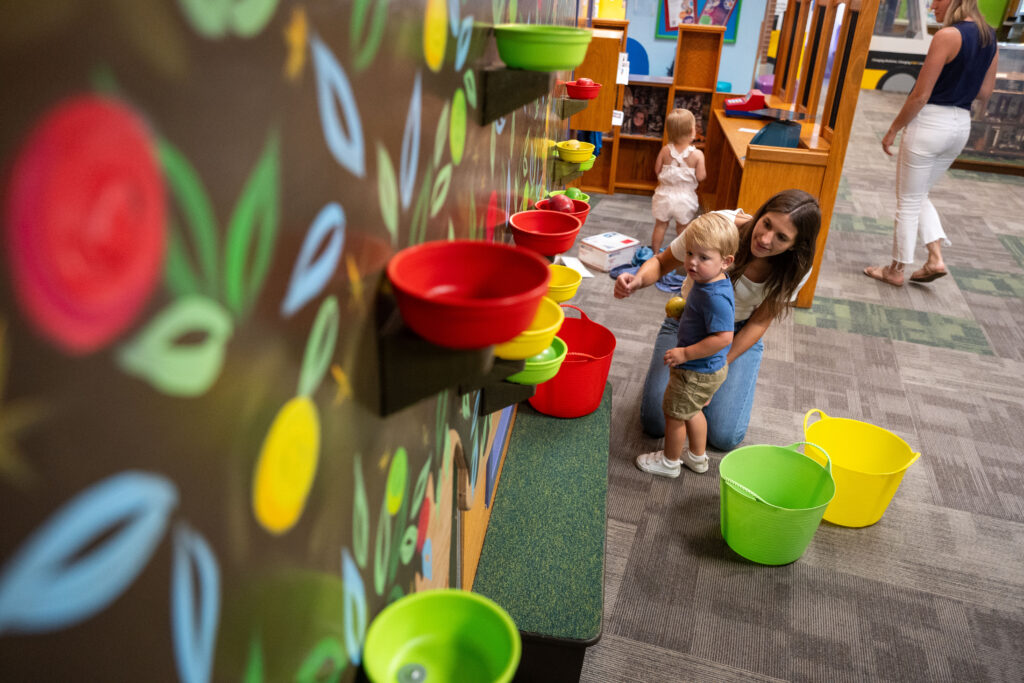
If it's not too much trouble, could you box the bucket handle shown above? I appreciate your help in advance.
[786,441,832,475]
[802,408,829,433]
[559,303,592,323]
[720,476,765,503]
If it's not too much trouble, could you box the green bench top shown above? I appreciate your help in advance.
[472,385,610,646]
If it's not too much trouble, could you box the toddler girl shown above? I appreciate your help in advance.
[650,108,706,252]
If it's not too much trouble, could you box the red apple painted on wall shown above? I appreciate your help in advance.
[4,96,167,354]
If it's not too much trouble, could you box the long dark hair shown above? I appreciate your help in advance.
[729,189,821,320]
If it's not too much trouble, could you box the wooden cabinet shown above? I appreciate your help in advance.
[577,24,725,195]
[570,21,627,133]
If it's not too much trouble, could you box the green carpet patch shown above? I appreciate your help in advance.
[949,266,1024,299]
[998,235,1024,271]
[830,211,893,236]
[795,297,993,356]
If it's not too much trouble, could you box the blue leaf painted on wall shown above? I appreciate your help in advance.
[311,35,366,178]
[0,471,177,634]
[341,548,366,667]
[455,16,473,71]
[171,522,221,683]
[400,73,422,210]
[281,202,346,318]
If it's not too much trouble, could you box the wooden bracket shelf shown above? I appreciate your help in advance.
[548,157,584,185]
[373,288,494,417]
[477,67,553,126]
[555,97,590,120]
[460,357,536,414]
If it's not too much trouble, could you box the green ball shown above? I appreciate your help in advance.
[565,187,583,200]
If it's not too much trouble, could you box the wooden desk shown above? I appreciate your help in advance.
[701,108,830,215]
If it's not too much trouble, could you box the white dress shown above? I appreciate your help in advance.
[651,144,699,225]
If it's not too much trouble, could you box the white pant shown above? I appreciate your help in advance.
[891,104,971,264]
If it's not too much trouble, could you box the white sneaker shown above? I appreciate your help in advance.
[682,450,709,473]
[636,451,681,478]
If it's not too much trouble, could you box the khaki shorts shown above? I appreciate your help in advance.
[662,366,729,421]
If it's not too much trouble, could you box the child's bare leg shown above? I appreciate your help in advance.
[684,411,707,455]
[651,219,669,252]
[680,411,710,473]
[664,414,688,462]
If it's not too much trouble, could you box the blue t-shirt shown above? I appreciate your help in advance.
[675,277,735,373]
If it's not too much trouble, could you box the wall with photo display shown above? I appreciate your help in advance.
[627,0,765,92]
[0,1,577,680]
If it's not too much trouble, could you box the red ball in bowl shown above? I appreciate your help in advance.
[387,240,551,349]
[509,210,582,256]
[534,198,590,226]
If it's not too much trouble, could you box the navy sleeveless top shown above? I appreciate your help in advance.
[928,22,997,110]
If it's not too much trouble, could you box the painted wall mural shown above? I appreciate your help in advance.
[0,0,579,680]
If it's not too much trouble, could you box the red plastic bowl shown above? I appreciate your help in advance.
[565,81,602,99]
[509,210,582,256]
[387,240,551,349]
[534,198,590,226]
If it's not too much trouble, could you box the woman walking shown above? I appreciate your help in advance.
[864,0,998,286]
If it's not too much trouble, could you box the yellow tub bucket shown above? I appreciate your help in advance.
[803,409,921,527]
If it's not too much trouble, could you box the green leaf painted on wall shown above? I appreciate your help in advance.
[350,0,390,72]
[463,69,477,109]
[375,143,399,244]
[159,139,220,300]
[294,637,345,683]
[352,456,369,568]
[430,164,452,218]
[117,296,234,397]
[297,296,339,397]
[408,166,432,246]
[224,131,280,319]
[433,100,450,168]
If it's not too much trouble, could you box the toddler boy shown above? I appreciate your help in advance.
[636,212,738,477]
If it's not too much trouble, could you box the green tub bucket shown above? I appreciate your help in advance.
[363,589,521,683]
[719,442,835,565]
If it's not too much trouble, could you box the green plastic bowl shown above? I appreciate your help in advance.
[507,336,568,385]
[547,189,590,203]
[363,589,521,683]
[579,154,596,171]
[494,24,592,71]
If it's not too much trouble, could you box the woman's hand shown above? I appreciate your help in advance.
[664,347,687,366]
[614,272,640,299]
[882,128,898,156]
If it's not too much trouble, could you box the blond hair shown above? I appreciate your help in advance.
[665,108,695,143]
[944,0,994,46]
[684,212,739,258]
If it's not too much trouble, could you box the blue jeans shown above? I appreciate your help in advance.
[640,317,764,451]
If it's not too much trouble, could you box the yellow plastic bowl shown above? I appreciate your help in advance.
[546,264,582,302]
[494,296,565,360]
[556,141,595,163]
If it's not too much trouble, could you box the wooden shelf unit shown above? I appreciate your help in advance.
[570,18,628,196]
[577,24,725,196]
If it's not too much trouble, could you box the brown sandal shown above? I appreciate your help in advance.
[909,263,948,283]
[863,265,904,287]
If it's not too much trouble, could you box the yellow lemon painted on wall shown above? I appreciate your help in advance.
[423,0,447,72]
[253,396,321,534]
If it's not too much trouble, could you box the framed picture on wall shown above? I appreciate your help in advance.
[657,0,741,43]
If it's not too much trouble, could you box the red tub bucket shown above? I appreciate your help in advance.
[529,305,616,418]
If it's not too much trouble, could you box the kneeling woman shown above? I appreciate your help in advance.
[614,189,821,450]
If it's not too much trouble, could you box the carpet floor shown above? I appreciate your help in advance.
[561,89,1024,683]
